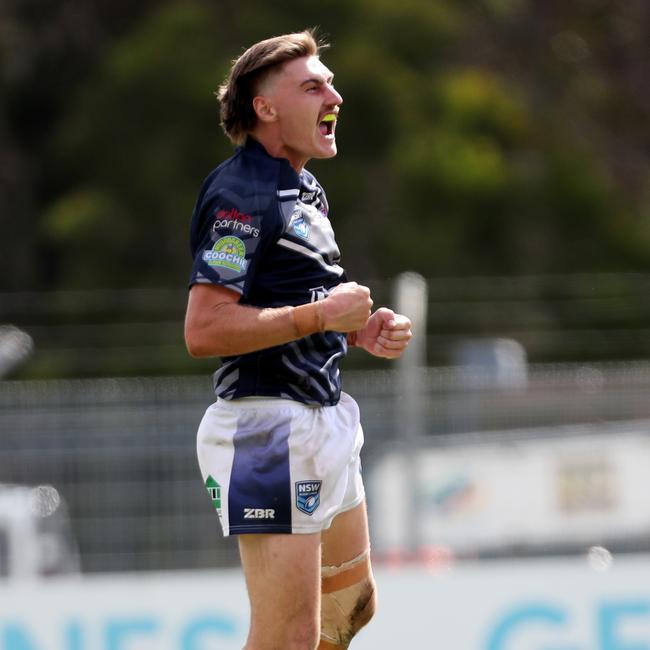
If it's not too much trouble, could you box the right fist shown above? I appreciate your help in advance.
[321,282,373,332]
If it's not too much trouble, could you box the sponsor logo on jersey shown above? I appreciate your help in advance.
[309,286,329,302]
[292,215,310,240]
[205,475,221,510]
[295,480,322,515]
[301,191,316,201]
[202,236,248,272]
[213,208,260,237]
[243,508,275,519]
[216,207,252,223]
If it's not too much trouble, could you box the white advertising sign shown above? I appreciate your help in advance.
[361,556,650,650]
[0,571,249,650]
[370,427,650,551]
[1,557,650,649]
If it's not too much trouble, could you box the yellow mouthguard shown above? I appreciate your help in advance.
[322,114,336,122]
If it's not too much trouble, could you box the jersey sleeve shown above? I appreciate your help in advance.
[188,189,272,299]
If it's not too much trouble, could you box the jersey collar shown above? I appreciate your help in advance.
[244,136,301,191]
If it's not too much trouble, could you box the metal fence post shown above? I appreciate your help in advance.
[392,272,428,554]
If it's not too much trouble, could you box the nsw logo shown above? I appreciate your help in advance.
[295,480,322,515]
[292,215,310,240]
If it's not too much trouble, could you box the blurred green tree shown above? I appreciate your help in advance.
[0,0,162,290]
[2,0,648,291]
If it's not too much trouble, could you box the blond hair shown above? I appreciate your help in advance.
[216,29,328,145]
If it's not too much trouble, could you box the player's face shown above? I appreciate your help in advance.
[262,56,342,171]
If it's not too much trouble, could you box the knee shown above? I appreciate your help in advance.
[353,577,377,630]
[246,608,319,650]
[288,618,321,650]
[320,575,377,647]
[347,577,377,633]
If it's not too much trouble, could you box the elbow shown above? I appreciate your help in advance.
[185,340,207,359]
[185,335,207,358]
[184,325,216,358]
[184,328,230,358]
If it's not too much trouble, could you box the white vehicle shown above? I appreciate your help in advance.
[0,484,80,579]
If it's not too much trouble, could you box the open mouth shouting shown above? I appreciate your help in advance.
[318,113,337,139]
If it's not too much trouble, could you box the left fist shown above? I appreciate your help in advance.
[356,307,413,359]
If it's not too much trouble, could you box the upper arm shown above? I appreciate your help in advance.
[186,282,240,316]
[184,283,241,356]
[188,181,271,299]
[185,164,286,357]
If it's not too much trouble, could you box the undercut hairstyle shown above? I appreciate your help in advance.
[216,29,328,145]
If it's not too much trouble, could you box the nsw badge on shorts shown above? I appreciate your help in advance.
[295,480,322,515]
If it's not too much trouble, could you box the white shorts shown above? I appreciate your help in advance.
[196,391,365,536]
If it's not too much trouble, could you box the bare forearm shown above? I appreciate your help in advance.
[185,296,331,357]
[184,281,372,358]
[185,302,311,357]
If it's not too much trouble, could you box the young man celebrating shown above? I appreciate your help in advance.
[185,30,412,650]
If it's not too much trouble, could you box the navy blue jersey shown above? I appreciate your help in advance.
[189,138,348,405]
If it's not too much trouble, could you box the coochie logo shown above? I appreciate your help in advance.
[295,480,322,515]
[203,236,248,273]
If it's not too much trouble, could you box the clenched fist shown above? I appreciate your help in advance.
[321,282,373,332]
[355,307,412,359]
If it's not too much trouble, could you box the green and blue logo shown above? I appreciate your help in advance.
[202,236,248,272]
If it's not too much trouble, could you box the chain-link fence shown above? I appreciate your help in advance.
[6,274,650,379]
[3,362,650,574]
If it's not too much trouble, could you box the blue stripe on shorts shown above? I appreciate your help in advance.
[228,410,292,534]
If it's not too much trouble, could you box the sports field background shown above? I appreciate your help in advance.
[2,1,650,648]
[5,275,650,573]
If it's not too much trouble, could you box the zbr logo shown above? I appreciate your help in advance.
[202,236,248,272]
[292,215,310,240]
[295,480,322,515]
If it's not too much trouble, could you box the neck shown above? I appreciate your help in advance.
[248,128,307,173]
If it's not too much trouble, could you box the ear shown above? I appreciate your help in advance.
[252,96,277,123]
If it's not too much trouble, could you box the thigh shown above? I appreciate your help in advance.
[239,532,322,644]
[321,500,370,567]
